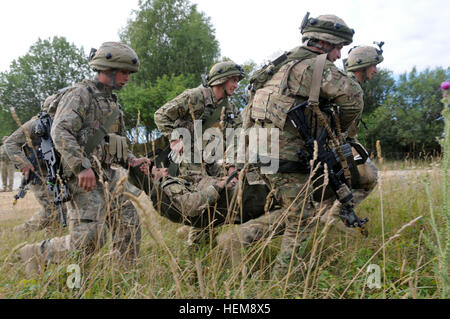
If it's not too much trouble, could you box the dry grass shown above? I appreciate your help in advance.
[0,160,446,299]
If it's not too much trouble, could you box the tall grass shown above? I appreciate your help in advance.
[422,91,449,299]
[0,102,448,298]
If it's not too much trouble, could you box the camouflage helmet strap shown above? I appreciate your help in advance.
[308,53,328,105]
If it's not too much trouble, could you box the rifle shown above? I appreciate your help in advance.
[287,102,369,236]
[13,145,41,205]
[35,112,71,227]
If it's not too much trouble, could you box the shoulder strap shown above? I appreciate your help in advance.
[308,53,328,105]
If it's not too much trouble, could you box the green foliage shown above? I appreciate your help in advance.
[358,67,449,157]
[0,36,91,138]
[120,0,219,86]
[118,73,195,141]
[231,60,257,110]
[361,69,395,115]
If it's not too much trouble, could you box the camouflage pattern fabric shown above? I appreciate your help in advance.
[154,85,239,178]
[153,173,271,228]
[0,145,14,191]
[224,46,364,276]
[16,182,64,234]
[51,78,136,177]
[4,116,65,234]
[37,167,141,264]
[35,78,141,264]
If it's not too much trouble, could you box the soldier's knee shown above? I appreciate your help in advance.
[70,220,107,253]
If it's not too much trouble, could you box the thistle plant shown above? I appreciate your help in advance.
[423,82,449,298]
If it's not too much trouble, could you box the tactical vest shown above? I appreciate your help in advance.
[250,60,302,130]
[51,80,128,168]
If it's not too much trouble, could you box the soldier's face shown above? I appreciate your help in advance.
[328,45,343,62]
[224,76,240,96]
[114,70,131,87]
[365,65,378,80]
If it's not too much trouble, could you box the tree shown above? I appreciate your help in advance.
[120,0,219,86]
[359,67,450,157]
[118,73,195,142]
[0,36,91,136]
[361,69,396,115]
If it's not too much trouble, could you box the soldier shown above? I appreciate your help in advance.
[0,136,15,192]
[154,60,245,180]
[319,44,385,232]
[19,42,150,276]
[217,13,364,277]
[154,61,245,245]
[4,94,66,235]
[143,166,273,242]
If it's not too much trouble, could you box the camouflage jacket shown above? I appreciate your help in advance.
[151,173,271,228]
[345,71,364,139]
[0,144,10,163]
[154,85,239,139]
[51,78,136,177]
[245,46,364,162]
[3,117,41,171]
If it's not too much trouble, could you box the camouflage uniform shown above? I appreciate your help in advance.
[154,61,244,179]
[152,170,270,232]
[218,14,362,276]
[154,61,245,244]
[320,44,385,232]
[19,42,142,275]
[3,114,65,234]
[0,137,15,192]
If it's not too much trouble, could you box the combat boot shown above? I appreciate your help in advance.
[7,186,12,192]
[19,242,46,276]
[1,187,6,192]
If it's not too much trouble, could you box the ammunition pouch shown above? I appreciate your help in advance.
[106,133,128,163]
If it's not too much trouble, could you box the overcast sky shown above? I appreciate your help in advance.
[1,0,448,75]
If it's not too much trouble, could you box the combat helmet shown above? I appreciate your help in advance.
[301,12,354,46]
[345,42,384,72]
[89,42,140,73]
[207,61,245,87]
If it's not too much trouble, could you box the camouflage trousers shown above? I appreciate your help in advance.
[1,160,14,190]
[36,167,141,265]
[217,171,316,277]
[15,181,65,234]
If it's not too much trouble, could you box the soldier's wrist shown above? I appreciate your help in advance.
[72,158,92,175]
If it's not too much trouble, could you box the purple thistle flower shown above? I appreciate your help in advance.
[441,81,450,91]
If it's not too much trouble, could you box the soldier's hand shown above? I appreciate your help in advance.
[130,157,151,176]
[78,168,96,191]
[170,138,184,154]
[21,165,35,181]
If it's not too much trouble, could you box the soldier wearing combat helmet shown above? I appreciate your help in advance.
[154,61,244,245]
[154,60,244,179]
[318,43,386,234]
[219,13,367,277]
[19,42,149,276]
